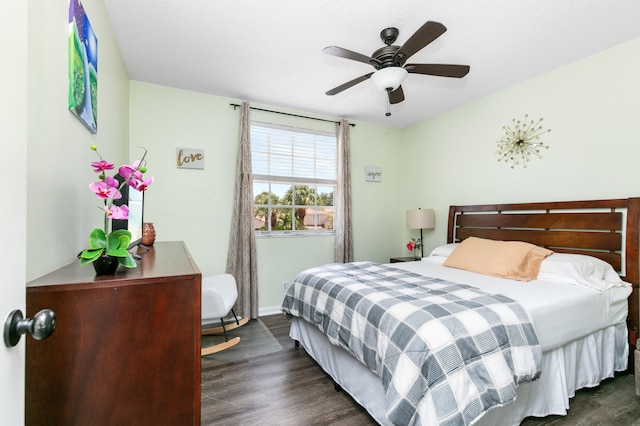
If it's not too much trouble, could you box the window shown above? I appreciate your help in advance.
[251,122,336,235]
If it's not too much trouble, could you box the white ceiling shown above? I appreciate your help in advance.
[104,0,640,129]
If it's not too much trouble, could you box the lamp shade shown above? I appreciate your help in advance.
[370,67,408,91]
[406,209,435,229]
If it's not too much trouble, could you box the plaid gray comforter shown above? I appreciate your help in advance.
[281,262,542,426]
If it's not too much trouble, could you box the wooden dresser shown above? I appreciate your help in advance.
[25,241,201,425]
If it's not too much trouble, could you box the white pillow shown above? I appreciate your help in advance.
[429,243,459,258]
[537,253,626,292]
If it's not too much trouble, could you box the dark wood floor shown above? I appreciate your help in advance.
[201,314,640,425]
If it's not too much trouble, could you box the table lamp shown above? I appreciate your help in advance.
[406,208,435,258]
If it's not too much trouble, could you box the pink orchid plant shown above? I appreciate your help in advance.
[79,145,153,268]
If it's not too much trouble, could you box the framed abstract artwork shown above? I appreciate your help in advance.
[68,0,98,133]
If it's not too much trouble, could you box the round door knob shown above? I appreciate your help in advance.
[3,309,56,347]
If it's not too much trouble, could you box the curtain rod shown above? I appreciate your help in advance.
[230,103,355,127]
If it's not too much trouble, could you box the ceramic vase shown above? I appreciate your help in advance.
[142,222,156,246]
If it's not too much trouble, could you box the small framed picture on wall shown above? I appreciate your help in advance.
[365,166,382,182]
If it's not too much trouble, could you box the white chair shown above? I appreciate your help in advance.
[201,274,249,356]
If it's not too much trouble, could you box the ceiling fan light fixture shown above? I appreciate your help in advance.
[370,67,408,91]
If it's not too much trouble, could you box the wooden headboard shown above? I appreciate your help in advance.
[447,198,640,349]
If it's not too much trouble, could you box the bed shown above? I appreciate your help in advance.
[281,198,640,426]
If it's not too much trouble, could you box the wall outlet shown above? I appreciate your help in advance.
[282,281,289,293]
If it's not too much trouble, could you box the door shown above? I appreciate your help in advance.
[1,1,28,424]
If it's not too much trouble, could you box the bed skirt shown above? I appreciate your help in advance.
[289,317,628,426]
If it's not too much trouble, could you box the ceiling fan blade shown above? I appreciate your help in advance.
[323,46,381,67]
[388,86,405,104]
[326,73,374,96]
[406,63,470,78]
[393,21,446,64]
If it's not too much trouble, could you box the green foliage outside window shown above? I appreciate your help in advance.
[254,185,334,232]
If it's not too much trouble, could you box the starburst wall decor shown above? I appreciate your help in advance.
[495,115,551,169]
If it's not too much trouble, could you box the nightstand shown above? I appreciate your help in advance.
[390,257,421,263]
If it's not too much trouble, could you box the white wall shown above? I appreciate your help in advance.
[129,83,240,276]
[402,38,640,255]
[27,0,130,281]
[1,1,28,422]
[129,81,405,309]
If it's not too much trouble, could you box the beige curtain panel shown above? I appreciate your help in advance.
[334,119,353,263]
[226,101,259,319]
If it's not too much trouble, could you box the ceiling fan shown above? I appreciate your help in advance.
[323,21,470,116]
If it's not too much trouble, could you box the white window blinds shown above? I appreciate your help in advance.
[251,122,337,185]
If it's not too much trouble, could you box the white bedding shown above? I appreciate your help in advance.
[286,256,632,425]
[394,258,631,351]
[290,317,628,426]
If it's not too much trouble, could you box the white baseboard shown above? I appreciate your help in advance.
[259,305,283,317]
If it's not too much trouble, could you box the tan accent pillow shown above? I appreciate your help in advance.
[443,237,553,281]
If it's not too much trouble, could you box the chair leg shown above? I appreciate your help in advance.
[201,316,239,356]
[202,316,250,336]
[219,318,228,341]
[201,337,240,356]
[231,308,240,326]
